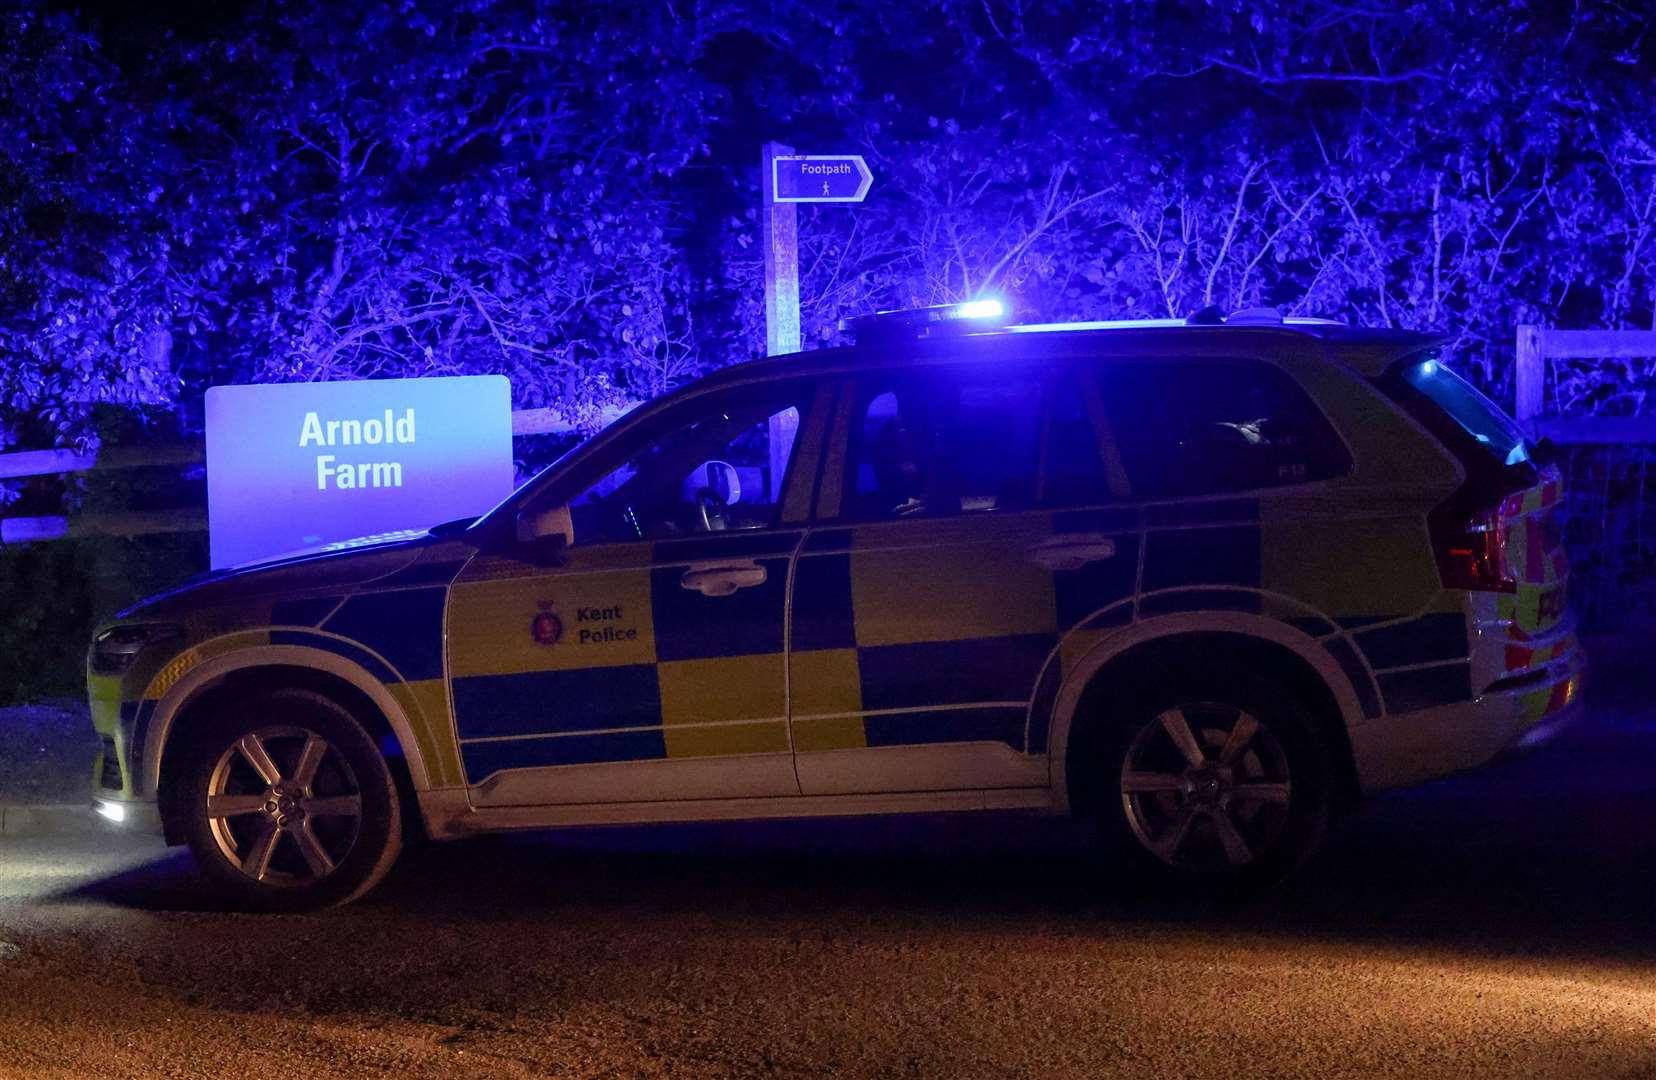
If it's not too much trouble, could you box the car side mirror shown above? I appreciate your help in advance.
[514,503,574,566]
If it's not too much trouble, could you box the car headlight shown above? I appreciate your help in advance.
[90,624,183,676]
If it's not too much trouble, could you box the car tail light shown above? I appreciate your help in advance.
[1432,506,1516,593]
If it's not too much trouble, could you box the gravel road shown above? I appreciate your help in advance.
[1,644,1654,1078]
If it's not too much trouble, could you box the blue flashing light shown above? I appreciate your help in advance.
[1007,319,1186,333]
[839,298,1012,343]
[956,298,1005,320]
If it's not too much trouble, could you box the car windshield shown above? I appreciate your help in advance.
[1398,357,1532,467]
[465,423,614,534]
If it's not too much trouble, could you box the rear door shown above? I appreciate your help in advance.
[788,360,1136,795]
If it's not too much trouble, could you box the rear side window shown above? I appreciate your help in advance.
[1099,360,1352,498]
[841,367,1110,521]
[1393,357,1532,468]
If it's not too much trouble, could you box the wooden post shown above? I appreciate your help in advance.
[1515,324,1545,423]
[761,141,801,356]
[762,141,801,500]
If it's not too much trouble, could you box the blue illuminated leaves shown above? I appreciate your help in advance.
[1,0,1654,453]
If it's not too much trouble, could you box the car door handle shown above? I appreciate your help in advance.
[1025,534,1117,571]
[679,560,768,598]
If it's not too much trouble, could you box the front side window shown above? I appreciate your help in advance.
[565,385,809,545]
[1099,360,1351,497]
[840,366,1109,521]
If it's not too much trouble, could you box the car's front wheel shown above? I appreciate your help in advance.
[178,688,402,911]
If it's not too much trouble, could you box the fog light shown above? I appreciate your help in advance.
[94,799,126,824]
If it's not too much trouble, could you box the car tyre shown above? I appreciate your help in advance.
[1083,669,1334,894]
[178,688,402,911]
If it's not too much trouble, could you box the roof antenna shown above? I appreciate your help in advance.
[1185,305,1225,326]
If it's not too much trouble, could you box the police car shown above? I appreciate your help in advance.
[86,301,1584,909]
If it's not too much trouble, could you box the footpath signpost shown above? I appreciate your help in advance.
[760,145,875,354]
[772,154,875,203]
[761,142,802,359]
[760,142,873,496]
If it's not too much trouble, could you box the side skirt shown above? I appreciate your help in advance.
[417,786,1058,840]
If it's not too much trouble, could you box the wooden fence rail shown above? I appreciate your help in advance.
[0,402,633,544]
[1515,326,1656,443]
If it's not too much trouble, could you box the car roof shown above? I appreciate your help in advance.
[685,319,1449,397]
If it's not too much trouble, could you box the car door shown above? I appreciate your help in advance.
[787,359,1138,795]
[446,379,830,808]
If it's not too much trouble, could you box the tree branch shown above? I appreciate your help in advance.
[1197,56,1438,85]
[1205,161,1262,305]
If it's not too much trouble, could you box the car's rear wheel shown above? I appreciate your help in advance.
[179,688,402,911]
[1084,671,1334,891]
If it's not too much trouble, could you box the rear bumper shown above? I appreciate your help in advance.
[1350,649,1586,792]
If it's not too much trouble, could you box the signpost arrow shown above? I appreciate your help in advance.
[771,154,874,203]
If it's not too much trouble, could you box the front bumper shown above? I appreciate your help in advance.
[91,794,164,833]
[1350,649,1586,793]
[90,699,164,835]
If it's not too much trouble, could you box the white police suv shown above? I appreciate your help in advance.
[87,302,1583,909]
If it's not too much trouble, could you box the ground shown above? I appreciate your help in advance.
[0,637,1653,1078]
[0,703,97,806]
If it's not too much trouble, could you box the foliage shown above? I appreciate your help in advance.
[3,0,1656,698]
[0,8,180,451]
[2,0,1655,445]
[739,0,1656,405]
[1557,445,1656,623]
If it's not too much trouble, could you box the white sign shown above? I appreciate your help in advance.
[205,375,513,567]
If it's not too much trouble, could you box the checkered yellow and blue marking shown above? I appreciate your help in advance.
[446,532,798,783]
[97,467,1573,800]
[791,512,1140,756]
[93,550,475,799]
[432,464,1574,782]
[433,488,1505,785]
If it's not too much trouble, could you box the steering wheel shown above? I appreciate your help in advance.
[695,486,729,532]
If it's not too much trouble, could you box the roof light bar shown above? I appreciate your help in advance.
[840,298,1011,343]
[955,298,1005,320]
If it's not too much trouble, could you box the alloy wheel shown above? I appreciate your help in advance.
[204,725,364,886]
[1118,703,1293,872]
